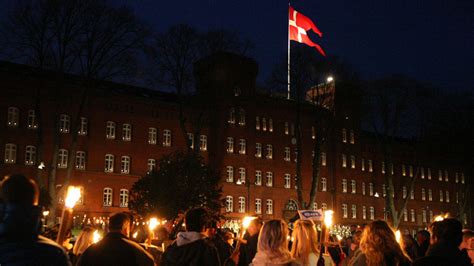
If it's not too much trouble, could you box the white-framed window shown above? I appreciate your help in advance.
[369,182,374,196]
[7,107,19,127]
[381,162,386,174]
[461,173,465,184]
[361,158,365,171]
[427,168,432,180]
[255,170,262,186]
[226,166,234,182]
[57,149,68,168]
[147,158,156,172]
[456,192,459,203]
[362,182,366,195]
[284,147,291,162]
[119,189,129,208]
[352,204,357,218]
[342,179,347,193]
[238,109,246,126]
[104,154,114,173]
[368,160,373,172]
[122,124,132,141]
[148,128,157,144]
[446,190,450,202]
[256,116,260,130]
[382,184,387,197]
[342,154,347,168]
[410,188,414,200]
[421,188,426,201]
[75,151,86,170]
[410,209,416,222]
[438,170,443,181]
[284,122,289,135]
[121,156,130,174]
[266,144,273,159]
[403,209,408,221]
[402,164,406,176]
[421,167,425,179]
[321,177,327,192]
[350,155,355,169]
[428,189,433,201]
[311,202,318,210]
[342,204,348,218]
[342,128,347,143]
[25,145,36,165]
[163,129,172,147]
[77,186,84,205]
[284,174,291,188]
[403,186,407,199]
[238,167,246,184]
[266,172,273,187]
[409,165,414,177]
[103,188,113,207]
[429,210,433,222]
[369,206,375,220]
[266,199,273,214]
[59,114,70,133]
[106,121,116,139]
[27,109,38,129]
[362,206,367,220]
[225,196,233,212]
[78,117,88,135]
[422,209,427,223]
[268,118,273,132]
[444,170,449,182]
[349,129,355,144]
[238,196,246,213]
[321,203,327,211]
[439,190,444,202]
[200,135,208,151]
[239,139,246,154]
[186,133,194,149]
[311,126,316,139]
[255,198,262,214]
[228,108,235,124]
[262,117,267,131]
[455,172,459,183]
[226,137,234,153]
[255,143,262,158]
[351,180,356,194]
[321,152,327,166]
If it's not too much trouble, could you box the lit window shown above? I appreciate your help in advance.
[78,117,88,135]
[266,172,273,187]
[121,156,130,174]
[362,182,366,195]
[225,196,233,212]
[421,188,426,201]
[342,204,348,218]
[147,159,156,172]
[350,155,355,169]
[238,168,246,184]
[255,170,262,186]
[422,209,427,223]
[409,165,413,177]
[27,110,38,129]
[268,119,273,132]
[368,160,373,172]
[148,128,157,144]
[284,122,289,135]
[255,198,262,214]
[106,121,116,139]
[349,129,355,144]
[228,108,235,124]
[382,184,387,197]
[438,170,443,181]
[7,107,19,127]
[77,187,84,205]
[262,118,267,131]
[187,133,194,149]
[369,206,375,220]
[266,199,273,214]
[381,162,386,174]
[119,189,129,208]
[163,129,172,147]
[410,209,415,222]
[361,158,365,171]
[25,145,36,165]
[410,188,414,200]
[421,167,425,179]
[103,188,113,207]
[57,149,68,168]
[342,128,347,143]
[455,172,458,183]
[444,170,449,182]
[59,114,70,133]
[238,196,246,213]
[427,168,432,180]
[312,202,318,210]
[321,203,327,211]
[238,109,246,126]
[456,192,459,203]
[266,144,273,159]
[226,166,234,182]
[342,179,347,193]
[321,177,327,191]
[321,152,327,166]
[402,164,406,176]
[239,139,246,154]
[428,189,432,201]
[403,186,407,199]
[461,173,465,184]
[352,204,357,218]
[342,154,347,168]
[105,154,114,172]
[200,135,207,151]
[284,174,291,188]
[226,137,234,153]
[446,191,450,202]
[284,147,291,162]
[311,126,316,139]
[122,124,132,141]
[255,116,260,130]
[369,183,374,196]
[429,211,433,222]
[362,206,367,219]
[255,143,262,158]
[403,209,408,221]
[75,151,86,170]
[351,180,356,194]
[439,190,444,202]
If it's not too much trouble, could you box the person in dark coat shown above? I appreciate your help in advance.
[160,207,220,266]
[415,230,430,258]
[78,212,154,266]
[0,174,71,265]
[238,217,262,266]
[413,218,471,266]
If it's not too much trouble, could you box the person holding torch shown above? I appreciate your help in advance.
[238,216,262,266]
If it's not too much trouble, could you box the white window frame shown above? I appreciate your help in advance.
[284,174,291,188]
[369,182,374,196]
[225,196,233,212]
[78,117,88,136]
[239,139,246,154]
[262,117,267,131]
[227,137,234,153]
[147,158,156,172]
[266,144,273,159]
[255,116,260,130]
[349,129,355,144]
[362,182,366,195]
[428,189,433,201]
[410,209,416,222]
[403,209,408,221]
[106,121,116,139]
[59,114,70,133]
[362,206,367,220]
[57,149,68,168]
[27,109,38,129]
[446,190,450,202]
[200,135,207,151]
[342,179,348,193]
[226,166,234,182]
[368,160,373,172]
[121,156,130,174]
[321,152,327,166]
[255,143,262,158]
[255,170,262,186]
[238,196,246,213]
[342,154,347,168]
[105,154,114,173]
[352,204,357,219]
[119,189,129,208]
[342,128,347,143]
[7,107,19,127]
[439,190,444,202]
[25,145,36,165]
[266,172,273,187]
[163,129,172,147]
[122,124,132,141]
[369,206,375,220]
[266,199,273,215]
[350,155,355,169]
[351,180,356,194]
[284,147,291,162]
[268,118,273,132]
[238,109,246,126]
[361,158,365,171]
[103,188,113,207]
[284,122,289,135]
[342,204,348,218]
[321,177,327,192]
[238,167,246,184]
[421,188,426,201]
[75,151,86,170]
[255,198,262,214]
[228,108,235,124]
[149,127,157,145]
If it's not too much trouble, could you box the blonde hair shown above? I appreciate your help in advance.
[73,227,95,255]
[257,219,291,260]
[290,220,320,265]
[359,220,411,266]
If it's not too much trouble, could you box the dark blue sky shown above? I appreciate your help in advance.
[124,0,473,91]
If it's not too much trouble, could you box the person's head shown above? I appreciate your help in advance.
[223,230,235,246]
[0,174,39,206]
[429,218,463,246]
[352,230,363,246]
[204,220,218,238]
[184,207,210,233]
[258,219,290,258]
[290,220,319,263]
[416,230,430,245]
[248,217,263,236]
[460,229,474,250]
[360,220,410,266]
[72,226,95,255]
[109,212,132,237]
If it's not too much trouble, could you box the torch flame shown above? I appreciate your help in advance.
[434,215,444,222]
[324,210,334,227]
[395,230,401,244]
[133,231,138,239]
[65,186,81,208]
[242,216,256,229]
[336,235,343,241]
[149,218,159,231]
[93,230,102,243]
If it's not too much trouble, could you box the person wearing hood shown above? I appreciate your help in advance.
[0,174,71,265]
[160,207,220,266]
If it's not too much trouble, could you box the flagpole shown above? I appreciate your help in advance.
[287,1,291,100]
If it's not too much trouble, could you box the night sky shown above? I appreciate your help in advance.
[123,0,473,91]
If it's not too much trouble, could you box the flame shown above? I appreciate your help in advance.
[434,215,444,222]
[65,186,82,208]
[395,230,401,243]
[242,216,256,229]
[149,218,159,231]
[93,230,102,243]
[133,231,138,239]
[336,235,343,241]
[324,210,334,227]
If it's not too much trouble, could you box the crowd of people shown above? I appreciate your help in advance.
[0,174,473,266]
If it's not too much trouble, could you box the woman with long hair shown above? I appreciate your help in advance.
[251,219,296,266]
[72,226,95,264]
[350,220,411,266]
[290,220,335,266]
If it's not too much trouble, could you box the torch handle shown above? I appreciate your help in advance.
[56,208,73,245]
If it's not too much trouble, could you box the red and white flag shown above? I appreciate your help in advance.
[289,6,326,56]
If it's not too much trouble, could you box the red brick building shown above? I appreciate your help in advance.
[0,54,471,233]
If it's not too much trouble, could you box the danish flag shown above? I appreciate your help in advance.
[289,6,326,56]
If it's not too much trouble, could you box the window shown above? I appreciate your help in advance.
[266,199,273,214]
[369,183,374,196]
[238,109,246,126]
[284,147,291,162]
[255,143,262,158]
[119,189,129,208]
[455,172,459,183]
[149,128,157,144]
[439,190,444,202]
[284,174,291,188]
[226,166,234,182]
[255,199,262,214]
[78,117,88,135]
[163,129,172,147]
[410,209,415,222]
[200,135,208,151]
[342,128,347,143]
[389,163,394,175]
[122,123,132,141]
[266,172,273,187]
[421,188,426,201]
[225,196,233,212]
[402,164,406,176]
[27,110,38,129]
[25,145,36,165]
[446,191,450,202]
[361,158,365,171]
[369,207,375,220]
[59,114,70,133]
[321,178,327,192]
[7,107,19,127]
[321,152,327,166]
[342,204,348,218]
[456,192,459,203]
[312,202,318,210]
[147,159,156,172]
[382,184,387,197]
[421,167,425,179]
[351,180,356,194]
[105,154,114,172]
[227,137,234,153]
[311,126,316,139]
[438,170,443,181]
[266,144,273,159]
[350,156,355,169]
[106,121,116,139]
[349,129,355,144]
[256,116,260,130]
[352,204,357,219]
[362,182,366,195]
[268,119,273,132]
[409,165,413,177]
[103,188,113,207]
[255,170,262,186]
[262,118,267,131]
[238,197,246,213]
[422,209,427,223]
[362,206,367,219]
[321,203,327,211]
[239,139,246,154]
[228,108,235,124]
[403,209,408,222]
[427,168,432,180]
[58,149,68,168]
[410,188,414,200]
[342,179,348,193]
[75,151,86,170]
[368,160,373,172]
[342,154,347,168]
[402,186,407,199]
[428,189,433,201]
[429,211,433,222]
[381,162,386,174]
[121,156,130,174]
[238,168,246,184]
[284,122,289,135]
[444,170,449,182]
[461,173,465,184]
